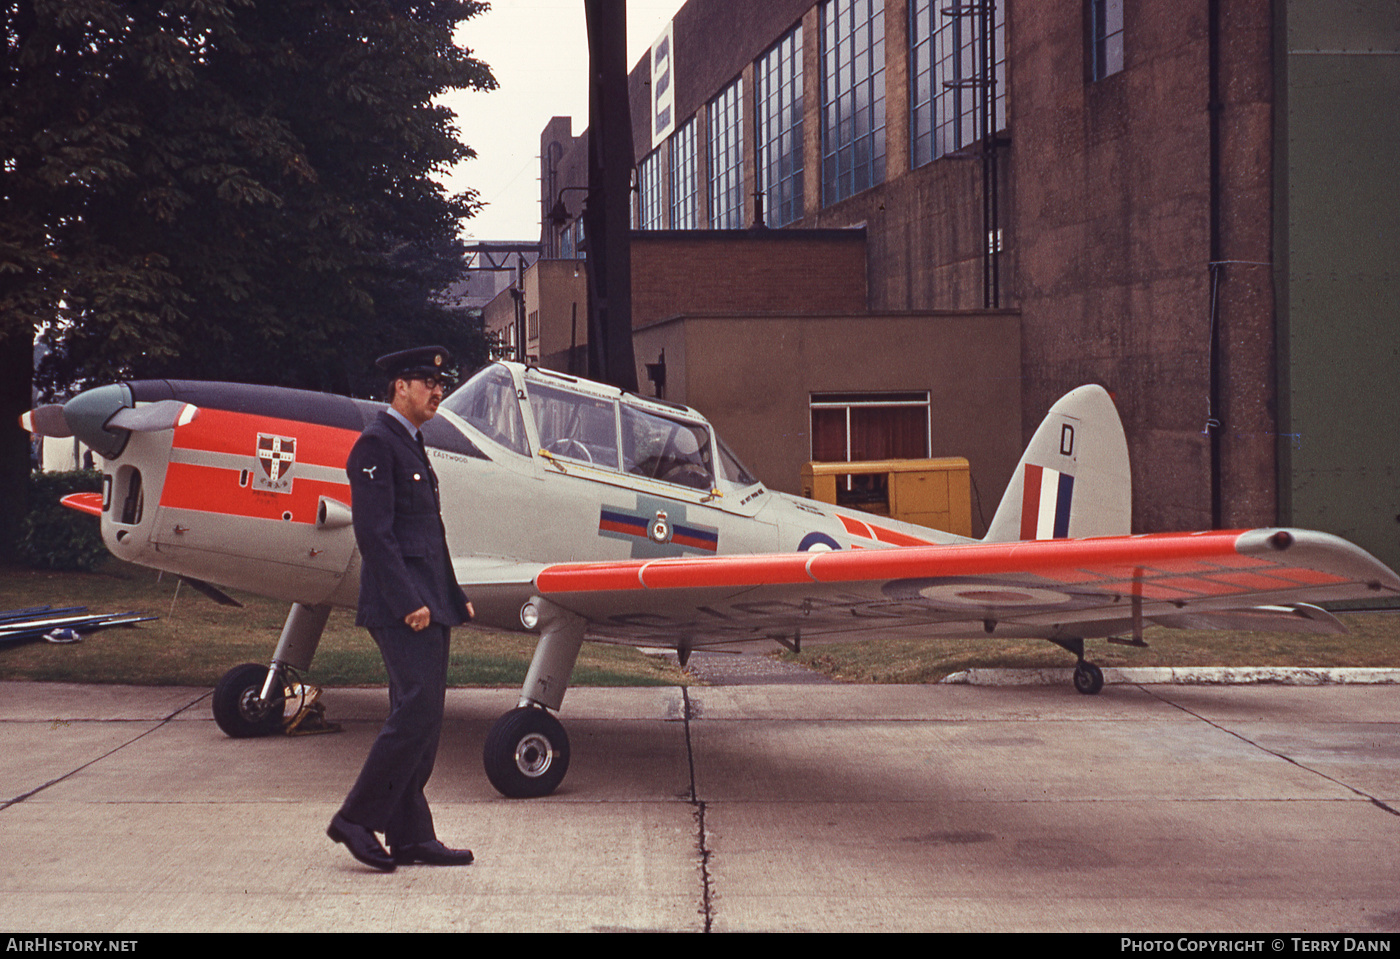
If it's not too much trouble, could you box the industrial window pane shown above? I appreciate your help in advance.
[708,77,745,229]
[638,149,664,230]
[1091,0,1124,80]
[820,0,885,206]
[756,24,804,227]
[669,118,697,229]
[910,0,1006,167]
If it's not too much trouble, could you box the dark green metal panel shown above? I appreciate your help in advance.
[1281,0,1400,571]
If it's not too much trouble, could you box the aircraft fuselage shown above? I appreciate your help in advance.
[81,363,967,632]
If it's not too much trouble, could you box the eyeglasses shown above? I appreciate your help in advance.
[410,375,448,391]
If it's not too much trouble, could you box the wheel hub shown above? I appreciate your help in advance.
[514,733,554,778]
[238,688,273,722]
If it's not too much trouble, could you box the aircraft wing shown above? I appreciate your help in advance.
[513,529,1400,650]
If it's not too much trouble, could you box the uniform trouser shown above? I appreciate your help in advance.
[338,622,451,847]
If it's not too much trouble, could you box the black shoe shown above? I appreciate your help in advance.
[392,839,474,866]
[327,813,395,872]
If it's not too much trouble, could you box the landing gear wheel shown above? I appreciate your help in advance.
[1073,661,1105,696]
[483,706,571,798]
[212,663,286,737]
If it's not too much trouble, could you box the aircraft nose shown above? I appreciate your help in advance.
[61,383,135,459]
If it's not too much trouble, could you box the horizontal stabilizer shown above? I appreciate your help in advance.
[61,493,103,516]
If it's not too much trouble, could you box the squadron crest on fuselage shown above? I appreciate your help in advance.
[255,433,297,492]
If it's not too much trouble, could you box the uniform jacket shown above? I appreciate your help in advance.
[348,410,470,629]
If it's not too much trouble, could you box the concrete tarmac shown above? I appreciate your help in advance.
[2,679,1398,933]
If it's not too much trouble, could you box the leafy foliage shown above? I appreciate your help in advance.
[2,0,496,399]
[0,0,497,558]
[18,469,106,570]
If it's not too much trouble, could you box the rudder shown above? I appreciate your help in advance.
[984,385,1131,542]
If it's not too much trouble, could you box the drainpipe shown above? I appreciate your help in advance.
[1207,0,1224,529]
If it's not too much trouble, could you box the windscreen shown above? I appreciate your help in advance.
[440,364,529,456]
[621,404,714,491]
[527,381,620,469]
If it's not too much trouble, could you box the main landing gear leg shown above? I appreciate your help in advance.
[1049,637,1105,696]
[483,598,584,798]
[212,603,331,737]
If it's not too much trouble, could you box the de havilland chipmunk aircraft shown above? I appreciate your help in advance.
[21,361,1400,797]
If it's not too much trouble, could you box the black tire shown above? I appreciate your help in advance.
[483,706,570,798]
[212,663,285,738]
[1073,661,1105,695]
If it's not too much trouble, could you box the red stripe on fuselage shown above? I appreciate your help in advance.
[838,514,873,539]
[160,462,351,523]
[835,513,933,546]
[159,409,356,524]
[171,408,357,466]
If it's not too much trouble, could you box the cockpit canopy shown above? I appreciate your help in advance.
[441,363,758,492]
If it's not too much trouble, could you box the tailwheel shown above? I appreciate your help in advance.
[212,663,287,737]
[1073,661,1105,696]
[483,706,571,798]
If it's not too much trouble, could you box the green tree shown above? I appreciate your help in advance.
[0,0,496,558]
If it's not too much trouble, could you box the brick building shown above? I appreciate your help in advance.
[498,0,1399,566]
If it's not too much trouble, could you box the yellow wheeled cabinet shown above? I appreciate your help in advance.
[801,457,972,536]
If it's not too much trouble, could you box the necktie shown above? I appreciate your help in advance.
[416,431,440,501]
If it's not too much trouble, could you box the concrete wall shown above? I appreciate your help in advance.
[538,0,1400,555]
[529,259,589,367]
[1009,0,1277,534]
[630,230,868,326]
[635,311,1023,538]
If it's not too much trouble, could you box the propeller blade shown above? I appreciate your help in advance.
[20,405,72,438]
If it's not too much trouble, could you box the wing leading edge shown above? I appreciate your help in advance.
[521,529,1400,649]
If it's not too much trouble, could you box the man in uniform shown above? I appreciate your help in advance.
[327,346,475,872]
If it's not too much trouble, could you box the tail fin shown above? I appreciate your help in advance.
[983,385,1131,542]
